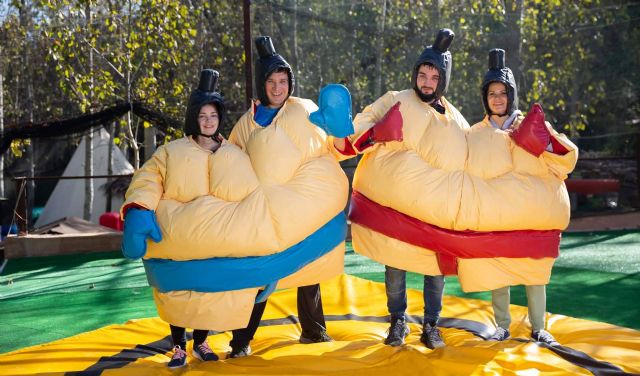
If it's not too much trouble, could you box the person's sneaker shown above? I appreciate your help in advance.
[420,323,445,349]
[488,327,510,341]
[192,341,219,362]
[531,329,560,346]
[167,345,187,368]
[299,330,334,344]
[384,317,410,346]
[228,343,252,359]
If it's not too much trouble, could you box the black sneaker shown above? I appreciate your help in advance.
[488,327,510,341]
[167,345,187,368]
[531,330,560,346]
[192,340,219,362]
[228,343,252,359]
[384,317,410,346]
[420,323,445,349]
[299,330,333,344]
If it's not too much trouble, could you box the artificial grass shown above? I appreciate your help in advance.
[1,230,638,354]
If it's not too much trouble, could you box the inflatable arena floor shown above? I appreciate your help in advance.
[1,233,639,375]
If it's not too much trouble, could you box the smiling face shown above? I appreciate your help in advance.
[197,103,219,136]
[416,64,440,97]
[265,70,290,109]
[487,82,508,116]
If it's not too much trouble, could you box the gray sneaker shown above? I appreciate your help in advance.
[488,327,510,341]
[384,317,410,346]
[531,330,560,347]
[420,323,445,349]
[228,343,251,359]
[299,330,333,344]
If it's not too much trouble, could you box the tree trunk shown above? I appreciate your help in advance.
[125,0,139,169]
[19,0,35,228]
[374,0,387,98]
[144,124,156,162]
[242,0,253,106]
[106,121,115,212]
[0,46,4,198]
[289,0,300,96]
[505,0,524,92]
[84,1,94,221]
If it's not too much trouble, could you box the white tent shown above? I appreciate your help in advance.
[35,128,135,227]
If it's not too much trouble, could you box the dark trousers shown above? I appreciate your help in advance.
[230,283,327,346]
[230,297,268,348]
[170,325,209,350]
[297,283,327,335]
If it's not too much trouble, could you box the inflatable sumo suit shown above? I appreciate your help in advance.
[122,68,348,331]
[458,49,578,291]
[344,33,578,292]
[228,36,348,293]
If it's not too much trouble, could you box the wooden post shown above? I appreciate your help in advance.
[637,131,640,208]
[14,178,28,234]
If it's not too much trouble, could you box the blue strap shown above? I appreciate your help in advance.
[255,282,277,303]
[143,212,347,293]
[254,104,279,127]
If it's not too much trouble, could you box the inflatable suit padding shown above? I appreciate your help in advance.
[122,97,348,329]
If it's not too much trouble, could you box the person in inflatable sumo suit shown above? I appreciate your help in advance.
[120,70,267,368]
[331,29,464,349]
[227,36,350,356]
[465,48,578,346]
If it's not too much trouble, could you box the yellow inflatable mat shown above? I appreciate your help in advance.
[1,274,638,375]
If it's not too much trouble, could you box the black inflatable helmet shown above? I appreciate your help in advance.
[254,36,294,106]
[184,69,226,139]
[481,48,518,116]
[412,28,455,102]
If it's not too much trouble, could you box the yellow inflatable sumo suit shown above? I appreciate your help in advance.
[122,96,348,330]
[459,113,577,291]
[347,89,470,277]
[346,96,577,292]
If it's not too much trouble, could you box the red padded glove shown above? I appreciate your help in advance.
[371,102,403,143]
[511,103,551,157]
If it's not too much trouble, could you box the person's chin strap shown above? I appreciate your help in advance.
[197,131,221,142]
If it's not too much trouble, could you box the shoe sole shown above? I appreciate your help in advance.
[422,341,446,349]
[227,349,251,359]
[168,361,186,369]
[488,336,511,341]
[192,350,218,362]
[227,352,251,359]
[299,337,333,344]
[384,339,405,347]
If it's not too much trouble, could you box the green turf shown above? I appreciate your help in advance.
[1,230,639,354]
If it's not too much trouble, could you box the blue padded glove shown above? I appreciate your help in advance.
[122,208,162,260]
[309,84,354,138]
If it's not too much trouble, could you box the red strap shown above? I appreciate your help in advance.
[121,202,147,218]
[348,191,560,262]
[352,128,375,152]
[549,136,570,155]
[436,254,458,276]
[335,138,357,156]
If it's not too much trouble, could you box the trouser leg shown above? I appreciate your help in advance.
[385,265,407,319]
[423,274,445,325]
[491,286,512,329]
[192,329,209,346]
[230,294,268,347]
[526,285,547,332]
[297,284,327,334]
[170,325,187,350]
